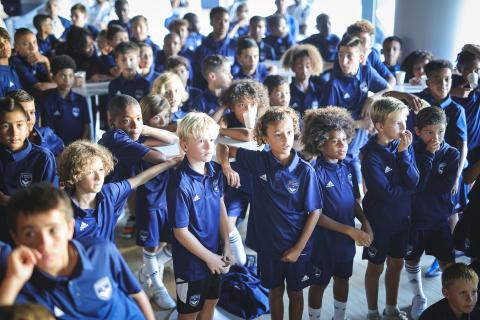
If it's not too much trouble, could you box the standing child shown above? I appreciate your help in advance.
[302,107,373,320]
[282,44,323,115]
[151,72,189,127]
[382,36,403,74]
[405,107,460,320]
[264,75,291,108]
[0,97,57,244]
[32,14,58,57]
[301,13,340,63]
[0,27,21,96]
[108,0,132,38]
[361,97,419,320]
[167,112,232,319]
[264,14,294,60]
[39,55,91,145]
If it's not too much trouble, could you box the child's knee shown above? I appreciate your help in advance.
[367,261,384,275]
[287,289,303,301]
[269,284,286,299]
[386,257,404,272]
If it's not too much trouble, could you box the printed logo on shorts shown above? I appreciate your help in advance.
[259,174,267,181]
[287,180,300,194]
[438,162,447,175]
[406,245,414,256]
[189,294,201,307]
[134,90,145,100]
[301,274,310,282]
[212,179,220,193]
[139,230,149,242]
[94,276,112,301]
[367,246,378,258]
[19,172,32,187]
[72,107,80,117]
[360,82,368,93]
[312,266,322,278]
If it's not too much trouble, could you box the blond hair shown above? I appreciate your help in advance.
[151,72,189,103]
[370,97,409,125]
[57,140,115,189]
[177,112,220,142]
[442,263,479,289]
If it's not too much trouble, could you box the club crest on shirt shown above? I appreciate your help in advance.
[347,173,353,185]
[212,179,220,193]
[367,246,378,258]
[189,294,201,307]
[139,230,149,242]
[438,162,447,175]
[94,276,112,301]
[360,81,368,93]
[134,90,145,100]
[19,172,32,187]
[72,107,80,117]
[287,180,300,194]
[311,100,319,109]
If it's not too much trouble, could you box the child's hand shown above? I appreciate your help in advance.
[361,222,374,243]
[222,165,241,188]
[281,246,302,263]
[397,130,413,152]
[402,93,423,113]
[0,191,10,205]
[349,228,372,247]
[168,155,184,167]
[7,246,41,284]
[205,253,227,275]
[426,138,440,154]
[451,178,460,196]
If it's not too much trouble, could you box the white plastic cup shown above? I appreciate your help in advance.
[242,107,257,129]
[420,75,427,87]
[467,72,479,89]
[395,70,406,85]
[74,71,86,87]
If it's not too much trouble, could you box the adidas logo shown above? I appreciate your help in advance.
[326,181,335,188]
[9,81,14,87]
[193,194,200,202]
[384,166,392,173]
[259,174,267,181]
[343,92,351,99]
[79,222,88,231]
[301,274,309,282]
[54,306,64,317]
[53,110,61,116]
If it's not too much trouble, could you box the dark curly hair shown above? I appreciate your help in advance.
[400,50,434,82]
[220,79,269,111]
[301,106,355,156]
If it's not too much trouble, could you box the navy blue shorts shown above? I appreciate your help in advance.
[257,252,312,291]
[310,260,354,286]
[363,222,410,264]
[405,225,455,262]
[224,186,249,218]
[135,207,172,247]
[176,274,221,314]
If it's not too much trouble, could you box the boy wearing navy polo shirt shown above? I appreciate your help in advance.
[232,37,269,82]
[3,184,155,319]
[33,14,58,57]
[131,15,160,59]
[0,28,21,97]
[248,16,276,62]
[167,112,232,318]
[39,55,91,145]
[382,36,402,74]
[10,28,56,95]
[362,97,419,320]
[108,41,150,102]
[301,13,340,63]
[419,263,478,320]
[191,7,236,89]
[405,107,460,320]
[108,0,133,38]
[188,55,232,117]
[154,33,182,74]
[264,14,294,60]
[100,25,128,77]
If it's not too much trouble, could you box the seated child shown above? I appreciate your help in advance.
[361,97,419,320]
[168,18,194,60]
[45,0,71,39]
[10,28,56,94]
[282,44,323,115]
[382,36,402,74]
[267,0,298,40]
[151,72,189,128]
[62,3,99,40]
[400,50,434,85]
[346,20,396,86]
[165,55,201,104]
[303,106,373,320]
[39,55,91,145]
[167,112,232,319]
[263,74,290,108]
[0,28,21,96]
[228,2,249,40]
[232,37,269,82]
[6,89,63,156]
[108,41,151,101]
[100,24,129,77]
[264,14,294,60]
[139,43,160,86]
[32,14,59,57]
[419,263,478,320]
[131,15,160,58]
[183,12,205,52]
[154,33,182,73]
[301,13,340,63]
[57,140,180,242]
[3,184,155,319]
[188,55,233,117]
[405,107,460,320]
[0,97,57,244]
[108,0,132,38]
[248,16,276,62]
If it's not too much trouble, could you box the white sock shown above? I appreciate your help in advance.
[333,299,347,320]
[385,304,398,315]
[143,250,164,289]
[308,306,321,320]
[368,309,379,316]
[405,263,425,298]
[156,245,172,265]
[229,228,246,265]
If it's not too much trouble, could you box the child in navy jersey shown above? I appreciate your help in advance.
[248,16,276,62]
[420,263,478,320]
[264,75,291,108]
[264,14,294,60]
[382,36,402,74]
[362,97,419,320]
[0,98,57,244]
[138,43,160,86]
[3,184,155,319]
[232,37,269,82]
[300,13,340,63]
[404,107,459,320]
[39,55,90,145]
[167,112,232,318]
[302,107,373,320]
[0,28,21,97]
[108,41,150,102]
[282,44,323,115]
[131,15,160,59]
[33,14,58,57]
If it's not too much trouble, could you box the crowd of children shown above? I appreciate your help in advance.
[0,1,479,319]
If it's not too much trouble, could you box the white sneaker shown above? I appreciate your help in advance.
[152,286,176,309]
[411,295,427,320]
[136,265,151,295]
[382,308,408,320]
